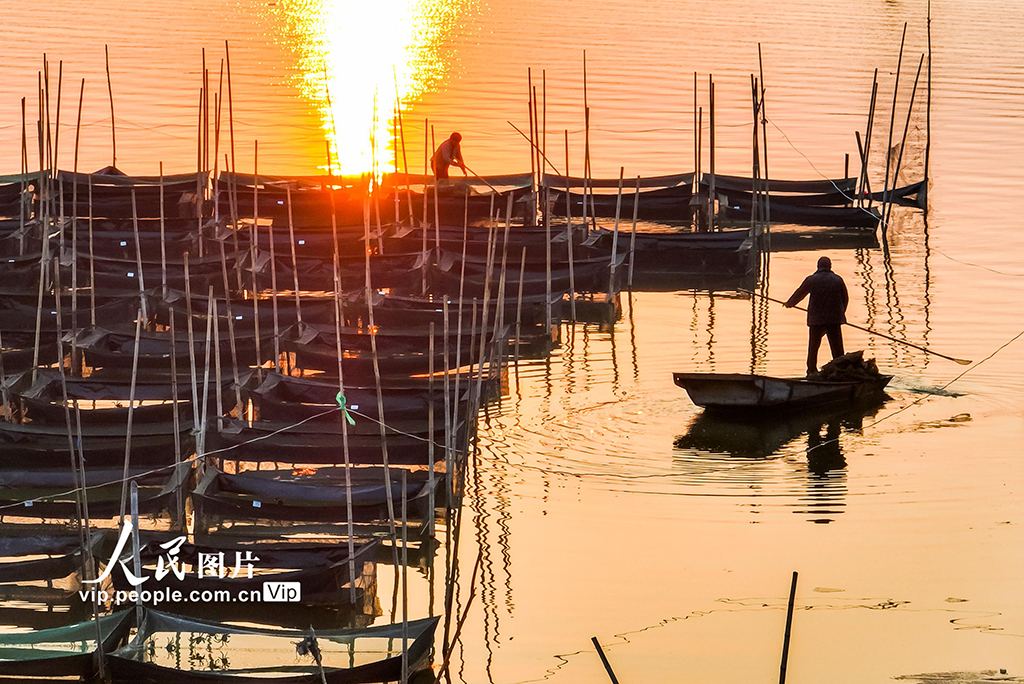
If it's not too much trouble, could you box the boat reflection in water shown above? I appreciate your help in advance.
[674,396,888,523]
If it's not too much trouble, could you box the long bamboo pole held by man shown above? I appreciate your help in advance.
[744,289,972,365]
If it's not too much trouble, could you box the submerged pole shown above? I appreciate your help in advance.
[779,571,799,684]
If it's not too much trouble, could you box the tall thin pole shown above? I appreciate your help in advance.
[251,142,263,379]
[118,311,142,525]
[924,0,932,210]
[627,175,639,290]
[104,45,116,168]
[609,167,624,296]
[708,76,716,232]
[882,23,909,239]
[287,185,303,323]
[565,129,577,321]
[779,572,799,684]
[885,54,926,230]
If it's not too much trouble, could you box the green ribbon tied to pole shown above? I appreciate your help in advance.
[335,392,356,425]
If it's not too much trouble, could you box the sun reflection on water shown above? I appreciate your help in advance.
[276,0,463,174]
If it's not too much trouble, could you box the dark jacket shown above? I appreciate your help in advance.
[785,267,849,326]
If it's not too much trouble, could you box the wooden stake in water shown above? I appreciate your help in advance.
[564,130,577,321]
[131,188,149,324]
[169,306,183,526]
[708,75,716,232]
[130,481,144,628]
[286,185,303,324]
[779,571,798,684]
[627,175,640,290]
[924,0,932,208]
[118,310,143,526]
[400,469,410,684]
[591,637,620,684]
[268,186,282,369]
[885,54,925,230]
[328,179,357,605]
[609,167,624,296]
[250,142,263,379]
[881,23,909,238]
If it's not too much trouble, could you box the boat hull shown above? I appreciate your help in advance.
[673,372,892,413]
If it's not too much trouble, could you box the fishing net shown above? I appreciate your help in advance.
[816,351,882,382]
[0,611,132,674]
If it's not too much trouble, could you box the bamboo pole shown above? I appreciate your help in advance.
[542,69,547,219]
[53,61,62,181]
[286,185,303,324]
[104,45,116,168]
[88,175,95,325]
[400,470,410,684]
[708,76,716,232]
[881,23,909,238]
[442,299,453,501]
[627,175,639,290]
[527,69,536,201]
[564,130,577,321]
[779,572,799,684]
[924,0,932,209]
[131,189,149,324]
[858,72,879,206]
[758,45,772,239]
[251,142,263,379]
[544,177,553,333]
[72,400,105,680]
[117,310,143,526]
[532,84,541,224]
[130,481,143,627]
[213,298,224,433]
[43,58,51,176]
[225,42,242,287]
[19,97,26,256]
[268,185,281,369]
[428,322,436,539]
[423,117,429,229]
[327,159,358,605]
[591,637,621,684]
[184,253,202,445]
[514,246,525,380]
[198,287,216,460]
[71,78,85,373]
[431,126,441,248]
[158,163,168,294]
[885,54,926,230]
[362,196,400,563]
[393,68,414,223]
[169,307,184,526]
[215,229,243,411]
[693,72,698,190]
[609,168,624,296]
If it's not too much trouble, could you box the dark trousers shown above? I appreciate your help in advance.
[807,324,844,374]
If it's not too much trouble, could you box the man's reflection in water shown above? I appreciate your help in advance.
[675,399,887,524]
[801,418,848,524]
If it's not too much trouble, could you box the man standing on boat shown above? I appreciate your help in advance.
[431,132,467,180]
[784,256,849,376]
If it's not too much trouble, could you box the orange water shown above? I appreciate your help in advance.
[0,1,1022,682]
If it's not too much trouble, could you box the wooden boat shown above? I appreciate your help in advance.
[719,200,881,228]
[109,609,439,684]
[673,372,892,413]
[0,610,133,678]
